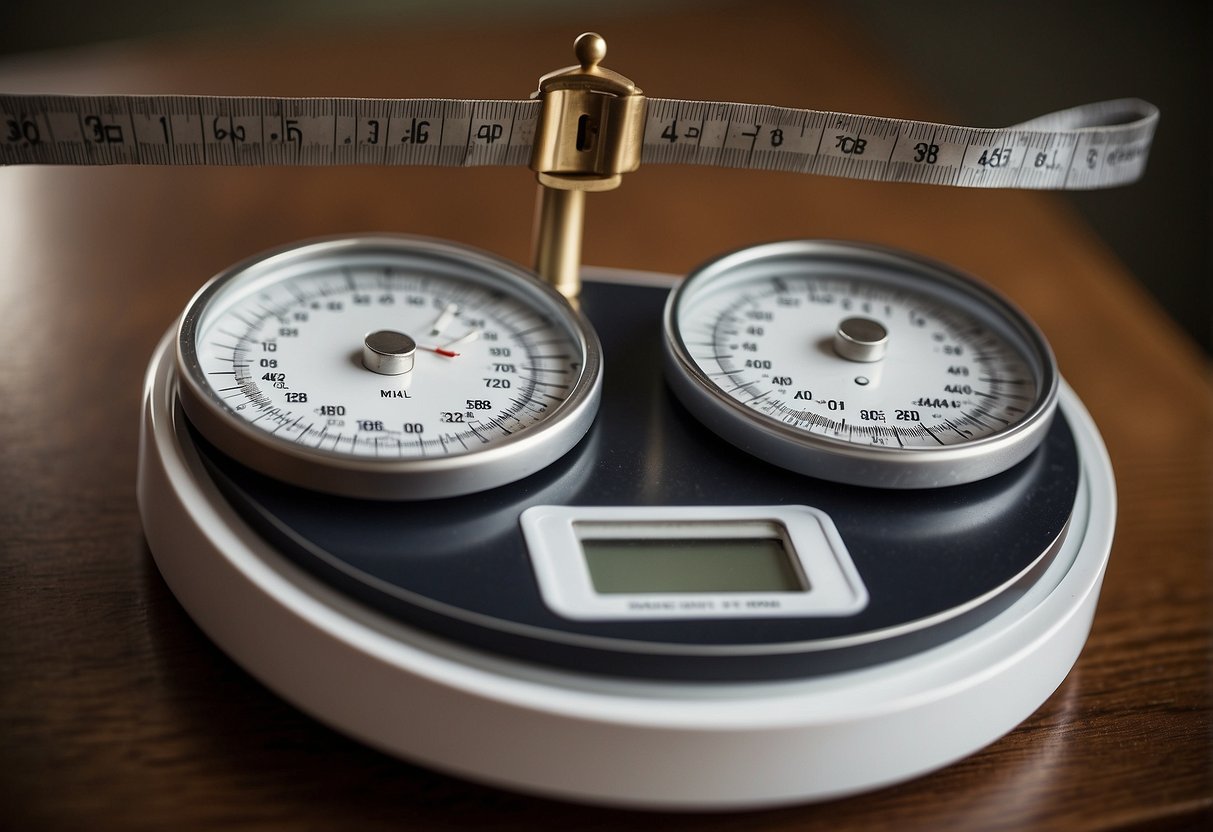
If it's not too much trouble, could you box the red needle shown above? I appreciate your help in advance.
[418,344,460,358]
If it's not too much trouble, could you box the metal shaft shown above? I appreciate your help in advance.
[532,184,585,300]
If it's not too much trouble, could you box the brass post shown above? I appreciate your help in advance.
[532,186,586,302]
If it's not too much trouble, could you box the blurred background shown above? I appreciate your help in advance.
[1,0,1208,352]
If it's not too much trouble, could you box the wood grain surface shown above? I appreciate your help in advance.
[1,4,1209,829]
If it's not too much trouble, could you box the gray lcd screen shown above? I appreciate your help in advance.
[581,537,807,594]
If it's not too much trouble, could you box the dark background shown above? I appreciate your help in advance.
[0,0,1208,352]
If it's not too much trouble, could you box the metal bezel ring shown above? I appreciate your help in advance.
[176,234,602,500]
[661,240,1059,489]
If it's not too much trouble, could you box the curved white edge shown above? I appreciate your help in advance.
[138,289,1116,811]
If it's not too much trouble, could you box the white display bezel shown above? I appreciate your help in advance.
[520,505,868,621]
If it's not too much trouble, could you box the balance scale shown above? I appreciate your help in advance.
[137,235,1114,811]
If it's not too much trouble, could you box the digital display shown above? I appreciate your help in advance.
[581,537,808,595]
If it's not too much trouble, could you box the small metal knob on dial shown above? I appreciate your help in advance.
[833,317,888,363]
[362,330,416,376]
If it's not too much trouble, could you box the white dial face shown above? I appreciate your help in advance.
[675,272,1041,451]
[189,253,587,464]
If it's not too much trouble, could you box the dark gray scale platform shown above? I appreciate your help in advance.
[195,279,1078,681]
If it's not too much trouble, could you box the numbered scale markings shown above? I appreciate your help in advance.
[177,236,602,500]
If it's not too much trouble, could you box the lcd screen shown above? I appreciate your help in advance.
[581,536,807,594]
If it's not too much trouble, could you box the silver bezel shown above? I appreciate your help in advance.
[662,240,1059,489]
[176,234,602,500]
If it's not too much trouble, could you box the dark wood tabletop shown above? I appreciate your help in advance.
[1,4,1209,829]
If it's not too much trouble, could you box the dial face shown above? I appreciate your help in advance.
[663,242,1058,488]
[679,277,1035,447]
[178,237,601,500]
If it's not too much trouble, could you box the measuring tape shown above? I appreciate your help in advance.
[0,93,1157,190]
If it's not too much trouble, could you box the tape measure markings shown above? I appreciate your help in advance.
[0,92,1157,190]
[0,95,541,168]
[642,97,1157,189]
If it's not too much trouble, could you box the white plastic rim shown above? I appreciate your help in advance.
[137,269,1115,811]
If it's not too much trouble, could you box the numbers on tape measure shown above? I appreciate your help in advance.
[0,96,541,167]
[0,92,1158,191]
[639,98,1157,190]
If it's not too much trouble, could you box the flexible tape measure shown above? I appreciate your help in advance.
[0,92,1157,190]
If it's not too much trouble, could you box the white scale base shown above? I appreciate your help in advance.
[137,270,1114,811]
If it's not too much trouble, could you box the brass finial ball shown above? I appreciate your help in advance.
[574,32,606,69]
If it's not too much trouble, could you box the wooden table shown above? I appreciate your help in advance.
[2,4,1209,829]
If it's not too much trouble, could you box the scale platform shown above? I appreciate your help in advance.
[138,267,1114,810]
